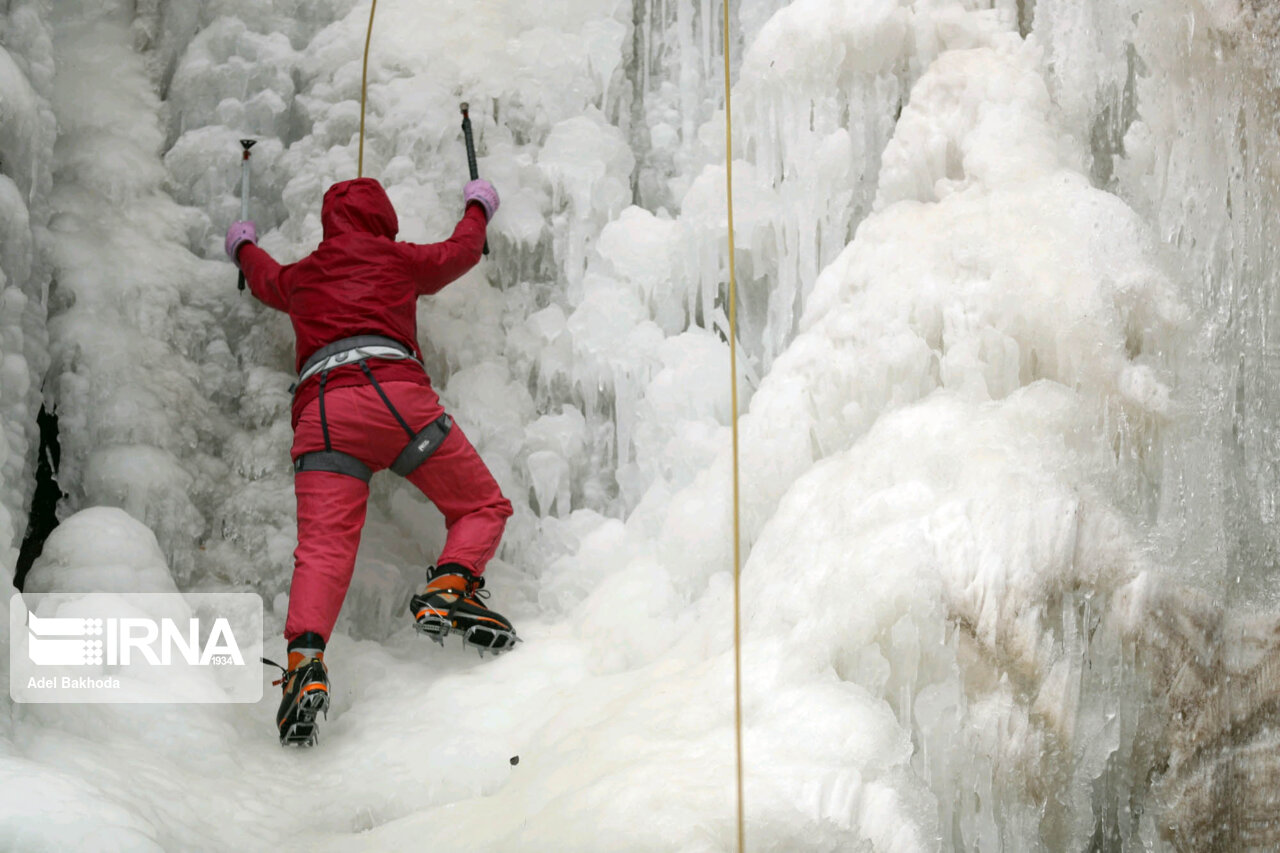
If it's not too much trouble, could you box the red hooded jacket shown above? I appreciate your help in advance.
[238,178,487,428]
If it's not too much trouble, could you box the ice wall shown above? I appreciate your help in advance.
[647,15,1190,847]
[1033,0,1280,581]
[41,0,251,587]
[1028,2,1280,847]
[0,2,55,581]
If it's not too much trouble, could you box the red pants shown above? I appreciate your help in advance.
[284,380,512,642]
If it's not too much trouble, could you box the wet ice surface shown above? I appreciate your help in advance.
[2,0,1280,849]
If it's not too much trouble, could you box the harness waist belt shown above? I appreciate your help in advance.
[297,335,420,386]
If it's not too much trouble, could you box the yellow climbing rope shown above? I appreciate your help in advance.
[722,3,746,851]
[357,0,378,177]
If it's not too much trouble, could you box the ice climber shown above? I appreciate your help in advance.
[225,176,516,746]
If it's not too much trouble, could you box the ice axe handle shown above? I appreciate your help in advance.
[460,104,489,256]
[237,139,256,291]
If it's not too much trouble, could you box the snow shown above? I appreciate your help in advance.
[24,507,178,595]
[0,0,1278,848]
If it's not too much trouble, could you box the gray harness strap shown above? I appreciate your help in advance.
[390,414,453,476]
[294,450,372,483]
[293,366,373,483]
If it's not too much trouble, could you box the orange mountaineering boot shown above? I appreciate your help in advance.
[409,564,518,656]
[268,632,330,747]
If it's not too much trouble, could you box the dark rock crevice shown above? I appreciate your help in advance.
[15,403,64,589]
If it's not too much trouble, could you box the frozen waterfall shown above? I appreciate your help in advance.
[1,0,1279,849]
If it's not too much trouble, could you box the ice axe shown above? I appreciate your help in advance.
[460,103,489,256]
[236,138,256,291]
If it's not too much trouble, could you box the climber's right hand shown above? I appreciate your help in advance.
[463,179,499,221]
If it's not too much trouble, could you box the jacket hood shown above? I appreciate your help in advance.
[321,178,399,240]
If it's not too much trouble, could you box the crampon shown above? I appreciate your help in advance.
[409,565,519,656]
[264,654,330,747]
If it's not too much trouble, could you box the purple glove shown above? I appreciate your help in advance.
[225,221,257,267]
[463,179,499,221]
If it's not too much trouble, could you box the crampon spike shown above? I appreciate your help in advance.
[280,720,319,747]
[462,623,519,657]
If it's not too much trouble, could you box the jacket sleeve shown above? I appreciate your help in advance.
[238,243,290,311]
[399,204,488,296]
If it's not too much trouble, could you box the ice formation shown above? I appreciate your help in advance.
[0,1,54,586]
[2,0,1280,849]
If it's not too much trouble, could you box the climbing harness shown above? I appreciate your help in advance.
[291,335,452,481]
